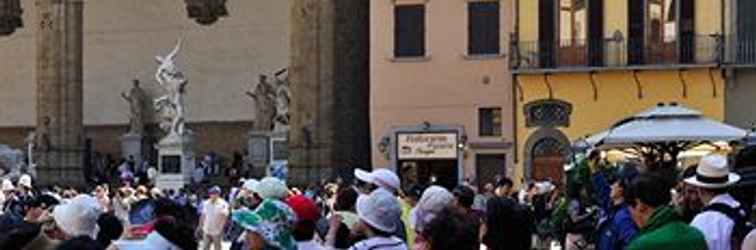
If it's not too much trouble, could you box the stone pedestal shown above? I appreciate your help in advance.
[155,133,195,191]
[247,131,270,177]
[120,133,143,163]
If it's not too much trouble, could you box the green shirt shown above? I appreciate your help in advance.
[627,205,708,250]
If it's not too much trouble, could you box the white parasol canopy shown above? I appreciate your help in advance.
[593,103,748,146]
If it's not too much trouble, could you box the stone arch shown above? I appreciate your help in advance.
[523,127,570,182]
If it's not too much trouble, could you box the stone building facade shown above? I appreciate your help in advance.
[288,0,371,183]
[0,0,290,183]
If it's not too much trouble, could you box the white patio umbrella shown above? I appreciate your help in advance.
[599,104,747,144]
[580,103,748,168]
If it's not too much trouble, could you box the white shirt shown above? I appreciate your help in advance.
[112,231,181,250]
[298,240,327,250]
[348,236,408,250]
[690,193,741,250]
[147,167,158,180]
[201,198,229,236]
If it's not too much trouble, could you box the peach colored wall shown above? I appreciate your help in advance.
[370,0,515,181]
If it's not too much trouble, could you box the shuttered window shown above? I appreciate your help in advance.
[394,5,425,57]
[469,2,500,55]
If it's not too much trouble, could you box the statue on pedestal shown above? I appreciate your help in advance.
[121,79,146,135]
[154,39,189,137]
[271,71,291,132]
[246,74,276,131]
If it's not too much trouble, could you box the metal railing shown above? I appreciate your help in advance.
[511,35,721,70]
[723,36,756,65]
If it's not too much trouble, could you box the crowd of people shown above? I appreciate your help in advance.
[0,152,755,250]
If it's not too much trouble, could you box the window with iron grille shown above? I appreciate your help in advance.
[479,107,503,136]
[468,1,500,55]
[395,5,425,58]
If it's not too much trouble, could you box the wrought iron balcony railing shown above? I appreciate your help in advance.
[511,35,721,71]
[723,36,756,66]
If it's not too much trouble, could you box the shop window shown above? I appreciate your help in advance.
[479,108,502,137]
[395,5,425,58]
[468,1,500,55]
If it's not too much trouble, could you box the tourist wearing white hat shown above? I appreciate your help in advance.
[353,168,407,242]
[199,186,229,250]
[686,154,745,250]
[348,189,407,250]
[354,168,400,194]
[48,194,104,241]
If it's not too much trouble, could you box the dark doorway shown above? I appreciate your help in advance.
[539,0,556,68]
[399,160,458,190]
[679,0,695,63]
[531,137,566,183]
[588,0,604,66]
[476,154,507,190]
[628,0,645,65]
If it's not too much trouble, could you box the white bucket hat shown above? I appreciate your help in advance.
[355,168,400,192]
[684,154,741,189]
[52,194,104,239]
[412,186,454,231]
[356,189,401,233]
[254,177,289,199]
[243,179,259,192]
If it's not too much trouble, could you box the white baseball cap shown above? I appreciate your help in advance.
[354,168,400,192]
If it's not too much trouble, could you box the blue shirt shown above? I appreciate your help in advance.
[598,203,638,250]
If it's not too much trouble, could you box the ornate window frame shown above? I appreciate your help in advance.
[523,99,573,128]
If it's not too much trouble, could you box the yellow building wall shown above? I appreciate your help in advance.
[696,0,722,35]
[519,0,539,42]
[604,0,627,39]
[514,69,725,185]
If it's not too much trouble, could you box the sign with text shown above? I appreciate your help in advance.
[397,133,458,160]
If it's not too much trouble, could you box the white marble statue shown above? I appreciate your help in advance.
[24,132,37,177]
[154,39,189,137]
[246,75,276,131]
[272,71,291,132]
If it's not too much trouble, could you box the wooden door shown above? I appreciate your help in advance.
[531,137,566,183]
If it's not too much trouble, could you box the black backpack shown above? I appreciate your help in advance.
[702,203,755,250]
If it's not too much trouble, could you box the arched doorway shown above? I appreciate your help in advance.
[523,128,570,183]
[531,137,568,183]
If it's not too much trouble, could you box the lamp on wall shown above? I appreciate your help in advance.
[377,136,390,160]
[458,134,468,150]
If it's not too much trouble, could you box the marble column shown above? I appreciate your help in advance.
[35,0,85,187]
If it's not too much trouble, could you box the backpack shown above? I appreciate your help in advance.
[702,203,755,250]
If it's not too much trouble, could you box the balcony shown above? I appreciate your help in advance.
[723,36,756,66]
[511,35,721,73]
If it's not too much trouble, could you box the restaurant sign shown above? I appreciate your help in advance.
[397,133,458,160]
